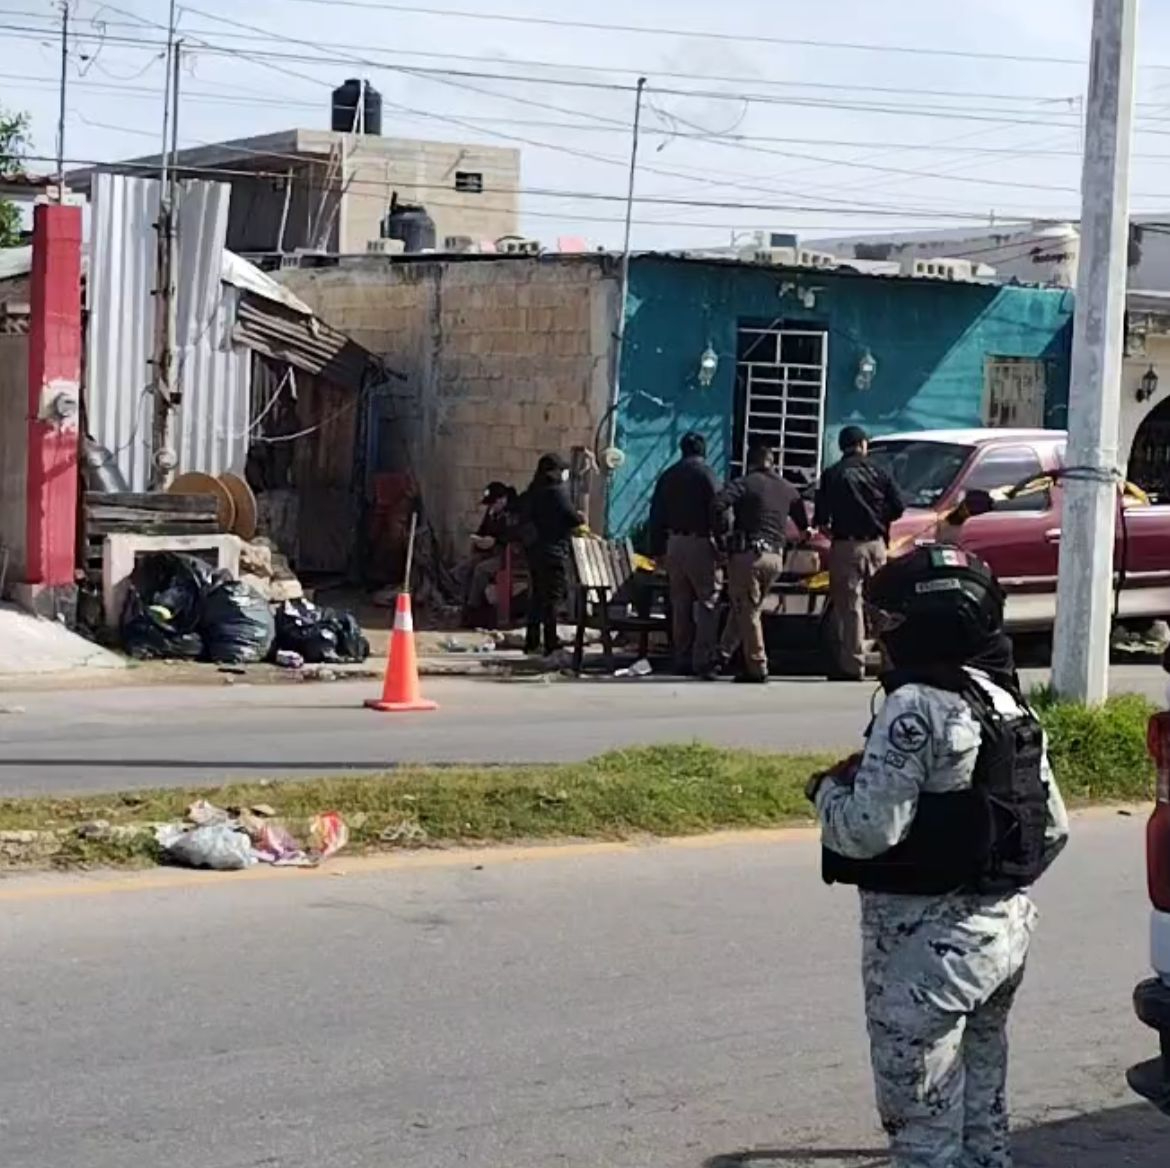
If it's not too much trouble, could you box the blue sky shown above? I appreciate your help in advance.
[5,0,1170,249]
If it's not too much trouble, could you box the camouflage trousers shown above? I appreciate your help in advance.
[860,890,1037,1168]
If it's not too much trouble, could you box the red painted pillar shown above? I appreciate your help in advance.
[25,202,82,590]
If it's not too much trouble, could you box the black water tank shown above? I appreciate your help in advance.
[382,193,436,253]
[331,78,382,135]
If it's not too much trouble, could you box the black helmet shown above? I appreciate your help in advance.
[866,545,1005,659]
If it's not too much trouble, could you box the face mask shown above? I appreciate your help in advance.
[561,469,570,482]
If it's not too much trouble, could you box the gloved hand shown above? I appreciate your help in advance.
[805,753,862,803]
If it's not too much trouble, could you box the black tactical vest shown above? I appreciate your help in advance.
[822,667,1051,896]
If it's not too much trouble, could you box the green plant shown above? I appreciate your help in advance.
[1036,693,1157,802]
[0,106,31,248]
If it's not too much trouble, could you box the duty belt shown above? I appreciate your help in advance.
[744,538,781,557]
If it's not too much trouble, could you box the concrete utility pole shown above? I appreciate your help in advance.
[605,76,648,458]
[150,5,180,490]
[1052,0,1140,704]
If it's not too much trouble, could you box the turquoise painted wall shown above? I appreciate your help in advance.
[608,256,1074,536]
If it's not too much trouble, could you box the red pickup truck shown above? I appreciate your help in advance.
[857,428,1170,632]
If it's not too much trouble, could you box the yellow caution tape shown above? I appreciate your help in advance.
[801,474,1151,594]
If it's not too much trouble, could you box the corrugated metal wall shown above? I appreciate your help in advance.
[87,173,251,490]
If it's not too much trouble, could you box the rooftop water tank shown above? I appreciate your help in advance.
[381,193,436,253]
[332,78,382,135]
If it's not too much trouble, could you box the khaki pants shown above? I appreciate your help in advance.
[721,550,784,678]
[665,533,721,673]
[828,538,887,679]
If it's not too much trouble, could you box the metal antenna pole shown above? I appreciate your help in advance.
[55,1,68,203]
[605,76,647,458]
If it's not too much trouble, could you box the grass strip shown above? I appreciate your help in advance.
[0,695,1159,870]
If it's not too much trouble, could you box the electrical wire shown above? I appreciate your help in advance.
[0,22,1121,130]
[235,0,1099,68]
[4,6,1103,106]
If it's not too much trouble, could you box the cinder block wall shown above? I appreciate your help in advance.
[280,256,617,555]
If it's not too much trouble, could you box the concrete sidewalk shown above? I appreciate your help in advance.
[0,604,124,678]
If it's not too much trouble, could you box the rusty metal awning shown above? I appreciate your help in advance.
[232,292,374,389]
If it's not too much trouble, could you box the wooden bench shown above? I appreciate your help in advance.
[569,536,670,672]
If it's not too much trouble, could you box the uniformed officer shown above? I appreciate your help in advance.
[815,426,905,680]
[648,432,721,675]
[808,546,1069,1168]
[711,439,811,683]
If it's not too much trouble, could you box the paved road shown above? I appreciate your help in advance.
[0,813,1164,1167]
[0,666,1164,796]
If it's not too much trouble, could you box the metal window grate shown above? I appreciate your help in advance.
[455,171,484,194]
[733,325,827,484]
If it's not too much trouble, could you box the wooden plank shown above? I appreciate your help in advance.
[87,519,220,537]
[588,541,612,590]
[86,491,218,515]
[86,505,218,525]
[571,536,597,589]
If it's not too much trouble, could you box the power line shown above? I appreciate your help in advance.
[127,7,1103,215]
[264,0,1097,68]
[6,6,1098,106]
[58,12,1064,221]
[0,23,1111,130]
[22,67,1164,165]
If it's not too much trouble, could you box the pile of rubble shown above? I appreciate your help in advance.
[239,538,305,603]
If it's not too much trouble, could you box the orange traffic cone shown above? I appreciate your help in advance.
[365,592,438,713]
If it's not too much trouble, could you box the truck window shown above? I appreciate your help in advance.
[866,441,973,508]
[964,447,1050,511]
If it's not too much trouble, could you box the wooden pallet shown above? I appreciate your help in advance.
[82,492,221,582]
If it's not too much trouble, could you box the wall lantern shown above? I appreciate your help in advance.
[1137,364,1159,403]
[698,345,719,387]
[855,349,878,391]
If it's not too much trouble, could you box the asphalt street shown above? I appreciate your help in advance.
[0,666,1164,796]
[0,813,1165,1167]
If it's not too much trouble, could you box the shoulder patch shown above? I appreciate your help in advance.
[888,711,931,754]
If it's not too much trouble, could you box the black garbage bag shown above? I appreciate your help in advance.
[273,599,371,664]
[120,589,205,660]
[202,579,276,664]
[120,552,212,659]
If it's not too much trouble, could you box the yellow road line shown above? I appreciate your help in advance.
[0,827,818,904]
[0,805,1127,905]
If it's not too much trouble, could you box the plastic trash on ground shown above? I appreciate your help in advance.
[156,823,256,870]
[309,812,348,860]
[614,658,653,678]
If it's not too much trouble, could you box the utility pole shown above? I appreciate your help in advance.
[150,3,180,490]
[604,76,647,460]
[1051,0,1140,703]
[55,1,68,203]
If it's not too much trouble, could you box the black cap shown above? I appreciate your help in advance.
[838,425,869,453]
[481,481,510,503]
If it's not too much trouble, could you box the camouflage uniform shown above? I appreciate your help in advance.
[816,674,1069,1168]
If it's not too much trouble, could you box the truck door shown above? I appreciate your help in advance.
[953,444,1060,629]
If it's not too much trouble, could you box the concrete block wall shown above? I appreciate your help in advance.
[280,256,617,554]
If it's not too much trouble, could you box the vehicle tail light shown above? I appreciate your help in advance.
[1145,712,1170,912]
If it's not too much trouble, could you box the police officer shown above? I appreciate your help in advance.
[712,439,811,683]
[815,426,905,680]
[808,546,1069,1168]
[519,453,585,657]
[648,432,721,675]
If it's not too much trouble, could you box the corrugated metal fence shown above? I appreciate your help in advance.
[87,173,251,489]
